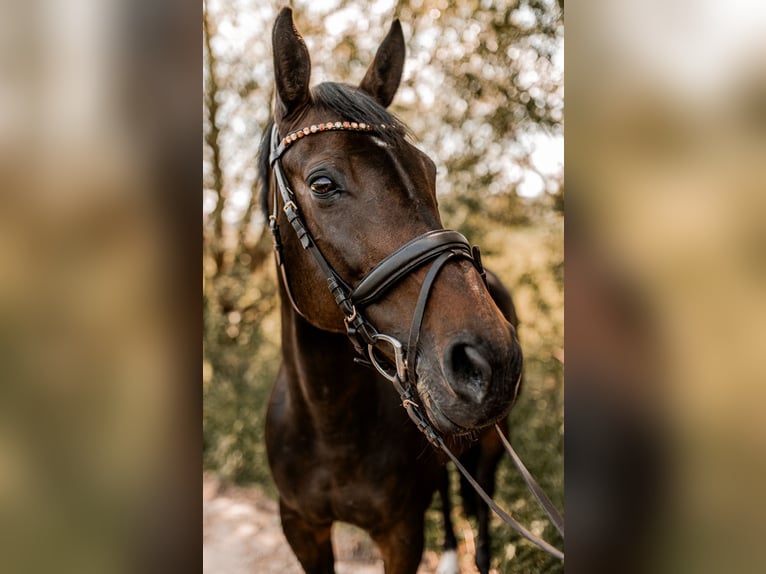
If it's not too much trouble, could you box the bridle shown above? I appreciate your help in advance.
[269,121,482,375]
[268,120,565,560]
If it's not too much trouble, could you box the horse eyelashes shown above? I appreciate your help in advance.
[309,176,337,195]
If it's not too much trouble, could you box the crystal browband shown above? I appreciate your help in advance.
[273,121,396,158]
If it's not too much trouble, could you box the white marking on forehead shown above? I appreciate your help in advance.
[370,136,389,148]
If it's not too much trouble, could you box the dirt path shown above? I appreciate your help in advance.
[203,475,454,574]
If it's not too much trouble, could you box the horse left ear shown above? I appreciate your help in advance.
[359,20,405,108]
[272,7,312,124]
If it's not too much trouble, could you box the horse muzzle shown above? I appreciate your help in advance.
[416,323,523,434]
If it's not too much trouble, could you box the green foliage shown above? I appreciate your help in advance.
[202,252,280,492]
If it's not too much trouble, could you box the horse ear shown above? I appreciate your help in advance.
[359,20,405,108]
[272,7,311,123]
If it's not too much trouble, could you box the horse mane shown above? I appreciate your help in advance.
[258,81,408,219]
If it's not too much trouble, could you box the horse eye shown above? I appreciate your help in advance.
[309,176,336,195]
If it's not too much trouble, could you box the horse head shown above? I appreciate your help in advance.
[263,7,523,435]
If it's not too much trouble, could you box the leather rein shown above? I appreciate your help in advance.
[268,121,564,561]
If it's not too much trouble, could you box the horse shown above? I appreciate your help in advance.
[260,8,523,573]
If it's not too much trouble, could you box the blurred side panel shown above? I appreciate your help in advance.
[567,0,766,572]
[0,0,201,573]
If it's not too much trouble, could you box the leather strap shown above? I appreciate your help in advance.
[395,388,565,561]
[352,230,474,307]
[437,432,564,560]
[495,423,565,538]
[406,250,462,368]
[269,124,373,350]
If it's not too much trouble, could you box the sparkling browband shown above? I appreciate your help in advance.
[270,120,398,165]
[280,121,393,148]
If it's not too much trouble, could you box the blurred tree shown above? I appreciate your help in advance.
[203,0,562,245]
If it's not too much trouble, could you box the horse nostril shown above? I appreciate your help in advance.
[443,342,492,403]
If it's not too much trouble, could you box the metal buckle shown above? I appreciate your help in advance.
[344,305,358,324]
[283,200,297,213]
[367,333,407,383]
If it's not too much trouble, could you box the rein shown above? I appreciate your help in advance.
[268,120,564,561]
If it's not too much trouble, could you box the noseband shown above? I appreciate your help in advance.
[267,121,564,560]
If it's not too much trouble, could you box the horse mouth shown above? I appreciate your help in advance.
[416,377,515,437]
[414,369,518,437]
[417,388,474,436]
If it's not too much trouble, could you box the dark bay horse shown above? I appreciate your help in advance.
[260,8,523,573]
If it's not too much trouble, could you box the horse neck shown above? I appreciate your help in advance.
[279,299,442,464]
[279,299,379,415]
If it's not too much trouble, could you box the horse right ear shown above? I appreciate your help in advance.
[359,19,405,108]
[272,7,311,124]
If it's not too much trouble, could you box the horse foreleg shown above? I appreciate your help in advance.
[278,499,335,574]
[473,432,505,574]
[372,515,425,574]
[474,492,493,574]
[436,468,459,574]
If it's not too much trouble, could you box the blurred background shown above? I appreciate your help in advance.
[1,0,200,573]
[567,1,766,573]
[202,0,563,572]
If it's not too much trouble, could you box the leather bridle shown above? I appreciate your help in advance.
[268,121,484,379]
[268,120,565,560]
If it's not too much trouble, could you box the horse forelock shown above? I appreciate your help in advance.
[310,82,408,146]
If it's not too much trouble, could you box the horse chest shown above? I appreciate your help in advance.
[329,446,431,526]
[274,427,437,527]
[267,372,441,527]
